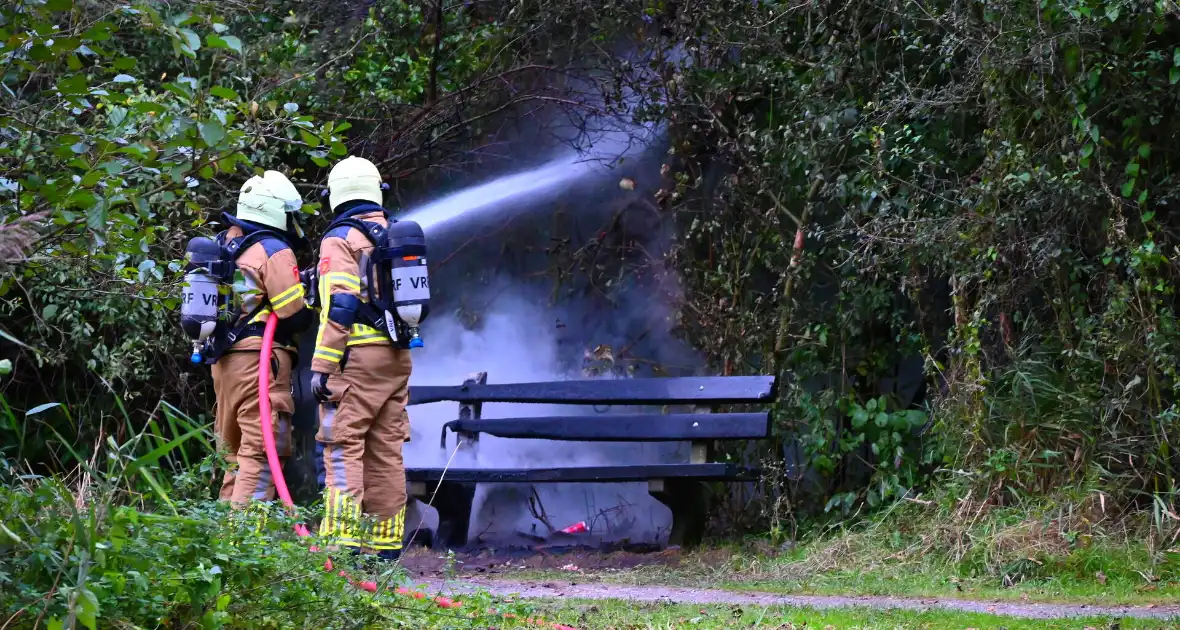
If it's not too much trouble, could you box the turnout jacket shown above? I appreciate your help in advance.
[222,223,311,352]
[311,205,392,374]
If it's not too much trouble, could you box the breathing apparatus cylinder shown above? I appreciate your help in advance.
[382,220,431,348]
[180,237,222,364]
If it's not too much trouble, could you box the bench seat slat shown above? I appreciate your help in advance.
[444,412,770,442]
[409,376,775,406]
[405,463,759,484]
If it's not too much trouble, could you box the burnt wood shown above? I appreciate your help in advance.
[408,376,775,406]
[440,412,770,447]
[650,479,707,547]
[405,463,758,484]
[431,482,476,550]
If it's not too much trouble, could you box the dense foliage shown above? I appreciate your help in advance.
[591,0,1180,533]
[0,0,588,460]
[6,0,1180,564]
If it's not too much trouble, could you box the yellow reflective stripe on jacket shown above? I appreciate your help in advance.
[346,338,388,347]
[346,324,388,347]
[314,351,342,363]
[312,272,340,360]
[270,283,305,311]
[351,324,377,335]
[323,271,361,292]
[313,345,344,363]
[314,274,332,341]
[248,306,273,324]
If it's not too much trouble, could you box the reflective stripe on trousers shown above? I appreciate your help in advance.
[227,502,274,547]
[319,487,406,550]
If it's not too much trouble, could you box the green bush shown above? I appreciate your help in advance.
[524,0,1180,525]
[0,399,541,629]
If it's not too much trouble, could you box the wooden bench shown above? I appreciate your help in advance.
[404,372,776,549]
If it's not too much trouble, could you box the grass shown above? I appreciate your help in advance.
[487,490,1180,608]
[0,395,558,629]
[506,546,1180,607]
[524,598,1170,629]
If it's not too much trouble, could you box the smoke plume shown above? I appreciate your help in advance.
[394,45,701,547]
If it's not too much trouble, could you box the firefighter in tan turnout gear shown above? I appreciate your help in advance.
[199,171,313,509]
[310,156,426,560]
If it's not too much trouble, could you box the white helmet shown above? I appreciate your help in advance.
[328,156,383,210]
[236,170,302,231]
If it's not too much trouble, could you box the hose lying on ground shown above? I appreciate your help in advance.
[256,313,576,629]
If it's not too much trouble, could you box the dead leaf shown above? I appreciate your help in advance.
[619,177,636,191]
[1096,571,1107,585]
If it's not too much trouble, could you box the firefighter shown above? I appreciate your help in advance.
[211,171,313,509]
[310,156,411,559]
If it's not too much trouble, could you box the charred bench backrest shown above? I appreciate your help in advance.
[407,374,777,406]
[407,373,777,455]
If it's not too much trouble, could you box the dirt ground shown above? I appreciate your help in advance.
[414,577,1180,621]
[402,544,713,577]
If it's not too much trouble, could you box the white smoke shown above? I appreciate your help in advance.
[404,291,687,546]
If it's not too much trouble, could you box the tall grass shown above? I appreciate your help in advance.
[0,394,536,629]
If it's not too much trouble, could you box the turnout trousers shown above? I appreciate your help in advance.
[211,347,295,507]
[315,345,411,551]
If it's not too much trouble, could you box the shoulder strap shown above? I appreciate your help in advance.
[225,228,291,261]
[323,216,387,248]
[206,229,290,282]
[323,202,393,247]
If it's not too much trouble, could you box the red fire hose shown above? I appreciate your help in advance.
[255,313,576,629]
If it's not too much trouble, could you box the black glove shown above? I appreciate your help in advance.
[310,371,333,401]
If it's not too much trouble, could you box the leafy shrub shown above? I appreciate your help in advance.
[0,399,539,629]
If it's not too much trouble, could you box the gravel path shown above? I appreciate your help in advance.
[417,578,1180,620]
